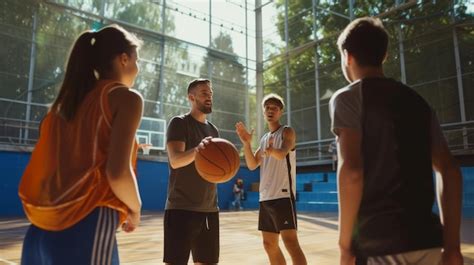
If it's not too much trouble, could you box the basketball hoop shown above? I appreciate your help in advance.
[139,144,153,155]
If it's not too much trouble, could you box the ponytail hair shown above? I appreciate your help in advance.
[51,24,142,121]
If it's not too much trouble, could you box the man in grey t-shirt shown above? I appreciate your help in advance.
[164,79,220,264]
[330,17,463,265]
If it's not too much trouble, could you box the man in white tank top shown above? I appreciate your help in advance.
[236,93,307,265]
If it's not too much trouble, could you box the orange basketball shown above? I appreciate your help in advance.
[195,138,240,183]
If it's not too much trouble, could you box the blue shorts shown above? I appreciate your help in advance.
[21,207,119,265]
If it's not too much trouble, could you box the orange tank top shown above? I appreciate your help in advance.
[18,80,138,231]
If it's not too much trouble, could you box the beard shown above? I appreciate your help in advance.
[197,101,212,114]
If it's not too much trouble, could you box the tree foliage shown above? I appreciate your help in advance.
[201,32,247,143]
[264,0,473,142]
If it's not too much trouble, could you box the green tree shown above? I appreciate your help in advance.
[1,0,181,145]
[0,0,37,104]
[201,32,246,144]
[264,0,473,143]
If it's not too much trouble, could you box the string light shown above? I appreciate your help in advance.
[153,1,252,37]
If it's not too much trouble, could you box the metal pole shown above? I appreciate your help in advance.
[451,2,467,148]
[312,0,322,159]
[452,27,467,148]
[396,0,407,83]
[255,0,264,140]
[284,0,291,126]
[25,9,38,144]
[207,0,213,122]
[397,29,406,83]
[99,0,105,21]
[245,0,249,126]
[208,0,213,80]
[158,0,166,118]
[348,0,354,21]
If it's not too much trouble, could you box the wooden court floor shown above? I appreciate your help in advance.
[1,211,473,264]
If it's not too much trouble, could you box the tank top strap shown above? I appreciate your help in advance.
[98,81,140,171]
[99,81,128,128]
[280,125,288,140]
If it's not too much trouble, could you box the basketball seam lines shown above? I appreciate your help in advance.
[213,142,232,170]
[195,169,227,177]
[197,146,226,174]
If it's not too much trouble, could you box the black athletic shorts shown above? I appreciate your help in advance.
[163,209,219,264]
[258,197,297,233]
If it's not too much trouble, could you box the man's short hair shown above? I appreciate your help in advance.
[337,17,388,67]
[187,78,211,94]
[262,93,285,110]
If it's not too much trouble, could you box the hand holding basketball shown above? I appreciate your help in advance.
[194,138,240,183]
[195,136,212,153]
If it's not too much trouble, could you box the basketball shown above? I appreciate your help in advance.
[195,138,240,183]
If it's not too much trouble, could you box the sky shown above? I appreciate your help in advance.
[168,0,282,63]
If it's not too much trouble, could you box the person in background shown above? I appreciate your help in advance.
[232,178,245,210]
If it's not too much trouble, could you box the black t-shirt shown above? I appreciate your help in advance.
[165,113,219,212]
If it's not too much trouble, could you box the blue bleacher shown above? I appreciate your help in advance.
[297,191,338,202]
[296,176,339,212]
[245,191,259,201]
[241,167,474,216]
[296,201,339,212]
[310,182,337,192]
[464,179,474,193]
[463,192,474,203]
[241,172,340,212]
[296,173,324,183]
[462,168,474,217]
[296,182,305,192]
[463,206,474,218]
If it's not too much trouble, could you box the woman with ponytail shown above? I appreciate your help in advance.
[19,24,143,265]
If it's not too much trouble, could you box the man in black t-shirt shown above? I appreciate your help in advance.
[330,17,463,265]
[164,79,220,265]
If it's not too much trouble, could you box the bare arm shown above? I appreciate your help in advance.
[336,128,363,259]
[236,122,261,170]
[167,136,212,169]
[106,88,143,217]
[242,144,262,171]
[167,141,196,169]
[432,133,463,256]
[265,127,295,160]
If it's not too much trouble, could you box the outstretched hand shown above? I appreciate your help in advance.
[235,122,253,145]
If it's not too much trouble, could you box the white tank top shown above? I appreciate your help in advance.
[258,126,296,202]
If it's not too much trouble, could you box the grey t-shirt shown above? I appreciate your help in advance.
[329,80,445,148]
[165,113,219,212]
[329,78,445,255]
